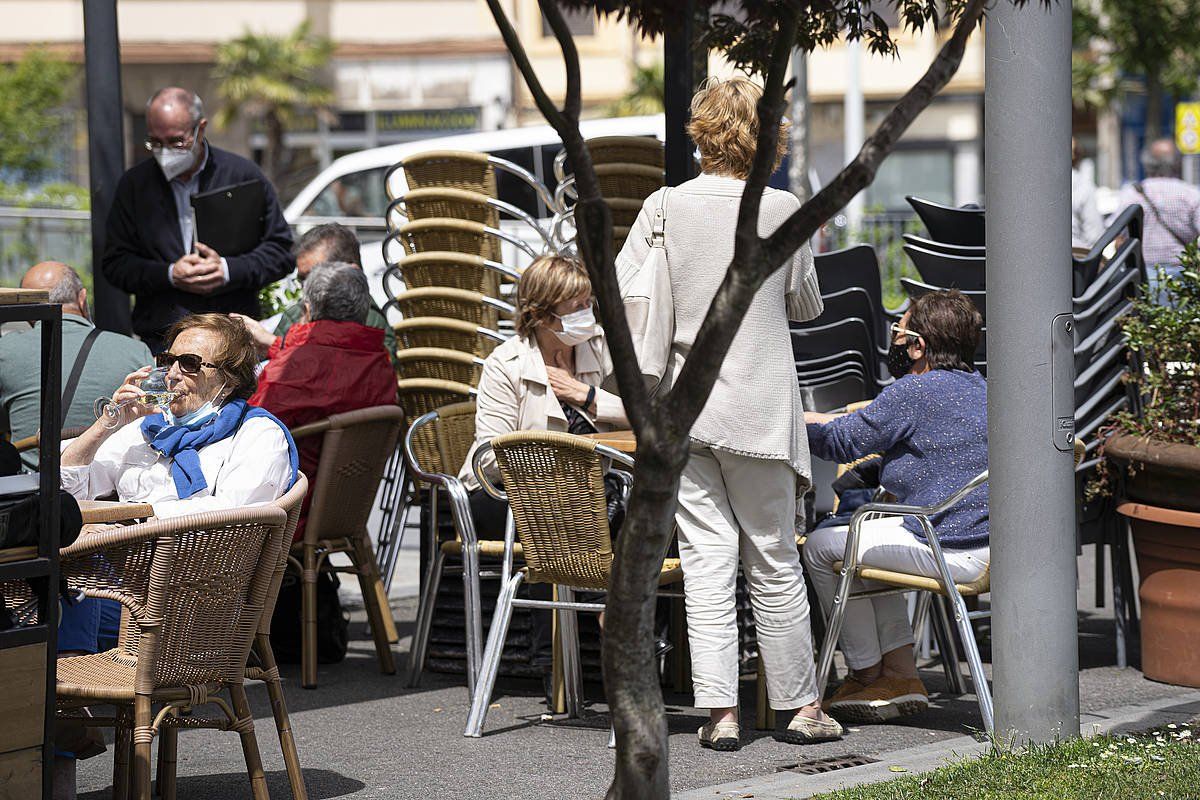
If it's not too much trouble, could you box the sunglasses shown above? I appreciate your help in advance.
[155,352,219,375]
[889,322,924,343]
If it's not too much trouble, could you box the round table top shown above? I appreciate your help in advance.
[582,430,637,453]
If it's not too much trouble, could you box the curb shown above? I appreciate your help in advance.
[674,691,1200,800]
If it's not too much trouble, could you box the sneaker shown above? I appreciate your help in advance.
[698,719,741,751]
[781,710,844,744]
[828,676,929,724]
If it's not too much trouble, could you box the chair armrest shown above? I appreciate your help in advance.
[290,419,331,441]
[849,469,988,529]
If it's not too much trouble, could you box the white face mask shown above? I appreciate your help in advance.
[154,130,200,181]
[163,383,226,428]
[551,307,597,347]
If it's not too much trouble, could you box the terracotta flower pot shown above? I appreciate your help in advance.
[1117,502,1200,687]
[1105,433,1200,513]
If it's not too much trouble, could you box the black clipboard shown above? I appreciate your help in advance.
[189,179,265,257]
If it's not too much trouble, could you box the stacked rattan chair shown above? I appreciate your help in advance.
[54,505,290,799]
[551,135,666,252]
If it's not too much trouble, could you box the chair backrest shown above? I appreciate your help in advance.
[904,244,986,291]
[399,150,497,197]
[801,286,885,353]
[799,373,870,413]
[435,401,478,479]
[906,195,986,246]
[385,218,520,264]
[393,186,500,230]
[390,287,513,329]
[397,380,476,474]
[594,162,664,203]
[791,318,879,385]
[814,245,886,320]
[394,347,485,386]
[901,233,985,258]
[392,316,506,357]
[900,277,988,321]
[488,431,615,589]
[15,424,90,455]
[605,197,645,228]
[388,251,516,300]
[260,473,310,635]
[588,136,665,169]
[62,506,289,690]
[304,406,406,545]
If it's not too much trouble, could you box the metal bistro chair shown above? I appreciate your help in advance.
[56,506,289,800]
[386,150,559,217]
[385,250,521,302]
[403,402,495,693]
[156,475,312,800]
[464,431,684,738]
[814,472,995,732]
[394,347,485,386]
[289,407,405,689]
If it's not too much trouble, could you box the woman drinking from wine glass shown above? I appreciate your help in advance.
[61,312,298,517]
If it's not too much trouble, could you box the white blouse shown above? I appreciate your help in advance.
[60,416,293,519]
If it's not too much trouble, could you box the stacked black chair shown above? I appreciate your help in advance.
[906,195,985,246]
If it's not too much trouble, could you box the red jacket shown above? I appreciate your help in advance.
[251,320,397,540]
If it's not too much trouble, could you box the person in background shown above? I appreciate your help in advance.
[101,87,294,352]
[1117,138,1200,304]
[233,222,397,362]
[803,290,989,724]
[1071,137,1105,250]
[0,262,151,468]
[250,262,397,541]
[615,76,838,751]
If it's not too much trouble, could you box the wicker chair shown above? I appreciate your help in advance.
[388,287,514,330]
[396,378,476,475]
[12,424,89,455]
[289,407,405,688]
[554,163,664,210]
[387,187,552,251]
[395,347,485,386]
[463,431,683,737]
[56,505,289,800]
[403,402,494,692]
[552,136,665,185]
[393,316,507,358]
[384,218,541,266]
[386,150,558,214]
[385,250,519,301]
[155,476,312,800]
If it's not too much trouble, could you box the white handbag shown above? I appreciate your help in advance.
[617,189,674,393]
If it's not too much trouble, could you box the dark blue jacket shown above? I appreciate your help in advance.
[101,145,294,343]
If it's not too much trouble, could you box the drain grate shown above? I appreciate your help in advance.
[776,754,880,775]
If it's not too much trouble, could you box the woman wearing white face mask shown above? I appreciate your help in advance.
[459,255,629,694]
[61,313,299,519]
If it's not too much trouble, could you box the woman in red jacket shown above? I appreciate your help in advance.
[248,261,397,539]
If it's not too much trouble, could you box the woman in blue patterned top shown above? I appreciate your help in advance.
[803,290,988,724]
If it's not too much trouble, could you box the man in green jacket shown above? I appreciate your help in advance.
[236,222,396,363]
[0,262,152,467]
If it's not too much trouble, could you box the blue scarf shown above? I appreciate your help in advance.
[140,399,299,500]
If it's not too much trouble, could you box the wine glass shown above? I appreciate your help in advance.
[93,367,178,428]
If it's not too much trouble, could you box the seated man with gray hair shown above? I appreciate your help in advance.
[250,261,397,540]
[0,261,152,467]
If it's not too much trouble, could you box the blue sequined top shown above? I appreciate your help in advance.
[806,369,989,549]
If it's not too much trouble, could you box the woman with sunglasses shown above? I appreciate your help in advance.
[62,312,298,518]
[802,290,988,724]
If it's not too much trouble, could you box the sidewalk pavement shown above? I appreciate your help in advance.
[76,545,1193,799]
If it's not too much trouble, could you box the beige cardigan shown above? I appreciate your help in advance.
[458,331,628,490]
[615,173,824,481]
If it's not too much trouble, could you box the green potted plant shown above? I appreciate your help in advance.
[1099,245,1200,687]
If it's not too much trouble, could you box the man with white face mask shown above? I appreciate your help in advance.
[101,87,294,352]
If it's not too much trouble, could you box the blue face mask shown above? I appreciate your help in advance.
[163,384,226,428]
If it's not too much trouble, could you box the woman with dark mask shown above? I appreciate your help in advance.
[802,290,988,724]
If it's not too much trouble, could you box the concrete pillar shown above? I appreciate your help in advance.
[985,0,1080,743]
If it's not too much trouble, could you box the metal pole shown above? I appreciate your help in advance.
[789,49,811,204]
[985,0,1080,743]
[843,37,864,228]
[83,0,131,334]
[663,0,703,186]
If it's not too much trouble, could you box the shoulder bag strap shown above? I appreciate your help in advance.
[1132,181,1194,249]
[61,327,102,427]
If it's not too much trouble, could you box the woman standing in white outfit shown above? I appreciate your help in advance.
[616,77,841,751]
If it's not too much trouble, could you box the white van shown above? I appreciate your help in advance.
[283,115,665,313]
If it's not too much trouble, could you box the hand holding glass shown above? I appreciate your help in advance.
[94,367,178,428]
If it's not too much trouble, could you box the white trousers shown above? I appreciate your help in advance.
[675,445,818,710]
[803,515,990,669]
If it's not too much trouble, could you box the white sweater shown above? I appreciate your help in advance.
[616,173,824,480]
